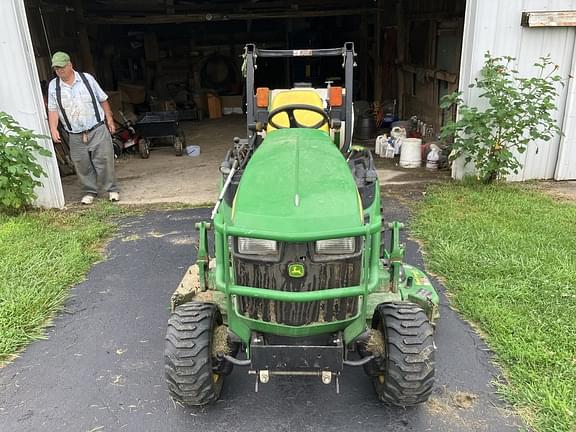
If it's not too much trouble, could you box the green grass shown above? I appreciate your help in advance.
[0,202,123,363]
[412,183,576,432]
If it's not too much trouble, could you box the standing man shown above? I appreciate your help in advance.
[47,51,120,204]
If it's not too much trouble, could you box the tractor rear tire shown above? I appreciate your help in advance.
[371,302,435,406]
[164,302,224,406]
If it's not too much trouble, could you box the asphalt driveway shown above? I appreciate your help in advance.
[0,201,521,431]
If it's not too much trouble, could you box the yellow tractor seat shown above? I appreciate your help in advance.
[267,90,329,132]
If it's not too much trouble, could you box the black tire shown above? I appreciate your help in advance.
[370,302,435,406]
[112,138,123,159]
[165,302,224,406]
[174,137,183,156]
[175,127,185,156]
[139,138,150,159]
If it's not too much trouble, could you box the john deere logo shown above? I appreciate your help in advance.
[288,263,305,278]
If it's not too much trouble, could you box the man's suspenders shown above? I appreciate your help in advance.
[55,78,72,131]
[55,72,102,132]
[79,73,102,123]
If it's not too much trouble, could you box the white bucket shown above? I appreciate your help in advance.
[399,138,422,168]
[186,145,200,157]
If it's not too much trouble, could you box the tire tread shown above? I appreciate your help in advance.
[164,302,223,406]
[372,302,435,406]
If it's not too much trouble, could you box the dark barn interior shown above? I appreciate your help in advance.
[26,0,465,130]
[23,0,466,203]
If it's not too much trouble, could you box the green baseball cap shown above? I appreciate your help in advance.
[51,51,70,68]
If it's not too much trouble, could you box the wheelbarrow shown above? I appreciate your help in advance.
[134,111,186,156]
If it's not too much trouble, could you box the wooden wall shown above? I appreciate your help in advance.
[396,0,465,134]
[25,4,81,83]
[24,0,467,134]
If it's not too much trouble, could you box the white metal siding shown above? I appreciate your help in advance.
[455,0,576,181]
[555,42,576,179]
[0,0,64,208]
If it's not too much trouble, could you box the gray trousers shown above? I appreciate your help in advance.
[68,123,119,196]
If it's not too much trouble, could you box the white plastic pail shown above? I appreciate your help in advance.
[186,145,201,157]
[399,138,422,168]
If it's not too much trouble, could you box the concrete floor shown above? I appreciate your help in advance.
[61,116,245,205]
[60,115,452,206]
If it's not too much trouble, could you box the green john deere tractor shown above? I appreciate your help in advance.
[164,43,439,407]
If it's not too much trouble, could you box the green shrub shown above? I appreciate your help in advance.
[440,53,563,183]
[0,111,51,211]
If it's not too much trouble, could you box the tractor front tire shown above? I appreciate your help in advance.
[371,302,435,406]
[165,302,224,406]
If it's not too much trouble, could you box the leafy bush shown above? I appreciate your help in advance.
[0,112,51,211]
[440,53,563,183]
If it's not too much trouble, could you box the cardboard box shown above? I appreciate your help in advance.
[151,98,177,112]
[165,99,177,111]
[220,95,242,109]
[118,82,146,104]
[207,93,222,119]
[120,104,137,122]
[106,91,123,122]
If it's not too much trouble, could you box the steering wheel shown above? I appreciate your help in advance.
[267,104,330,130]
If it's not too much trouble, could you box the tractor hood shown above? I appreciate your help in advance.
[231,129,363,237]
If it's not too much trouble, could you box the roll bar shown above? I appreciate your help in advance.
[243,42,356,152]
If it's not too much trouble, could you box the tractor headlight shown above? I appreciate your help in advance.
[315,237,356,255]
[237,237,278,255]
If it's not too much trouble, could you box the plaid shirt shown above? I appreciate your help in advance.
[47,72,108,133]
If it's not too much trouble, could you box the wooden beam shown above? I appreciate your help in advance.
[401,64,458,84]
[157,30,284,46]
[74,0,95,74]
[374,0,382,103]
[521,11,576,27]
[87,8,372,24]
[402,11,465,22]
[84,0,356,14]
[397,0,406,118]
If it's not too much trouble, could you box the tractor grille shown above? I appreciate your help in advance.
[234,243,361,326]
